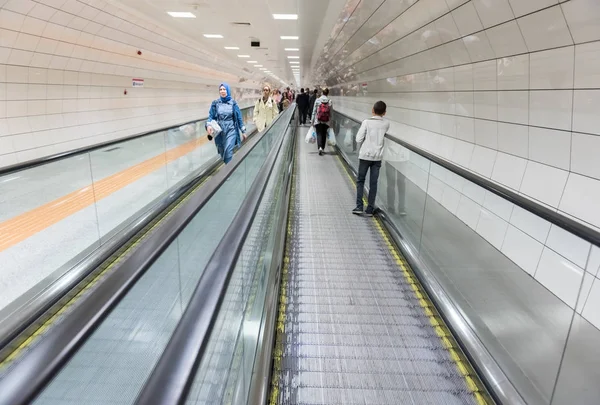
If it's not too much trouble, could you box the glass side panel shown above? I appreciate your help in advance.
[31,109,290,405]
[0,108,253,316]
[332,111,599,405]
[185,114,293,405]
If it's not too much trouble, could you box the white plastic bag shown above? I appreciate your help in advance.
[327,128,336,146]
[206,120,222,141]
[305,126,316,144]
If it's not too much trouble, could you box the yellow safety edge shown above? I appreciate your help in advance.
[269,151,296,405]
[336,154,494,405]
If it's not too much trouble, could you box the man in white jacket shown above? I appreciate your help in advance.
[352,101,390,217]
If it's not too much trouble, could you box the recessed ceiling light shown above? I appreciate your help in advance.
[167,12,196,18]
[285,48,299,51]
[280,36,299,40]
[204,34,223,38]
[273,14,298,20]
[289,61,299,64]
[237,55,250,58]
[254,65,262,67]
[287,56,299,59]
[260,68,267,70]
[224,46,239,50]
[247,61,258,63]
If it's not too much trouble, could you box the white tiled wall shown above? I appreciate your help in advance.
[315,0,600,329]
[0,0,261,168]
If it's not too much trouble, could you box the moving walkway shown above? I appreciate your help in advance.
[1,105,598,405]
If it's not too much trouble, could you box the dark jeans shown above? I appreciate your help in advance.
[299,108,308,125]
[356,159,381,209]
[315,123,329,149]
[385,161,406,213]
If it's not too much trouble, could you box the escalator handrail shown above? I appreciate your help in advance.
[134,105,297,405]
[0,107,289,405]
[0,106,254,177]
[335,109,600,247]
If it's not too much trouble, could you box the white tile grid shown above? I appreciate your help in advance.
[0,1,261,167]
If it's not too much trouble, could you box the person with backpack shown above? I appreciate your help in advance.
[311,88,332,156]
[253,84,279,132]
[206,83,247,164]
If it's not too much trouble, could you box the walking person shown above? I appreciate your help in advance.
[206,83,247,164]
[352,101,390,217]
[296,88,310,125]
[308,89,317,122]
[311,88,333,156]
[253,84,279,132]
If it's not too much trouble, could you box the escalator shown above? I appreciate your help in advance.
[0,106,529,405]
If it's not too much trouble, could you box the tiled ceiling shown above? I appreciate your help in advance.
[112,0,346,87]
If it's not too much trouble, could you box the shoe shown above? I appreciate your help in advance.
[352,206,363,215]
[319,148,323,156]
[364,207,375,217]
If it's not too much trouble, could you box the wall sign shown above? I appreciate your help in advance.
[132,78,144,87]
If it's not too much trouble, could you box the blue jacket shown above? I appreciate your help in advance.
[207,83,246,147]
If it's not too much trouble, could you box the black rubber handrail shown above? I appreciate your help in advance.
[0,106,253,177]
[334,110,600,247]
[133,106,296,405]
[0,107,290,405]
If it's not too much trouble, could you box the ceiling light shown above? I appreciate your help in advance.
[280,36,299,40]
[285,48,299,51]
[273,14,298,20]
[224,46,239,50]
[287,56,299,59]
[167,12,196,18]
[204,34,223,38]
[260,68,267,70]
[254,65,263,67]
[238,55,250,58]
[289,61,299,64]
[247,61,258,63]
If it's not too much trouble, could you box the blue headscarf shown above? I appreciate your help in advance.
[219,83,231,102]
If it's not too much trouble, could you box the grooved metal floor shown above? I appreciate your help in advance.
[273,133,479,405]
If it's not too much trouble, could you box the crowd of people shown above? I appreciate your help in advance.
[205,83,392,217]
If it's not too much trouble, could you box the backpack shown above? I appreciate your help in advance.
[316,100,331,122]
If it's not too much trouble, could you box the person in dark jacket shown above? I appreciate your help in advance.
[308,89,317,121]
[296,88,310,125]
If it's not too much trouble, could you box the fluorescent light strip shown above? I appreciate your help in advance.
[167,12,196,18]
[237,55,250,58]
[289,61,299,64]
[203,34,223,38]
[280,36,299,40]
[224,46,239,50]
[287,56,299,59]
[254,65,262,67]
[260,68,267,70]
[284,48,299,51]
[273,14,298,20]
[247,61,258,63]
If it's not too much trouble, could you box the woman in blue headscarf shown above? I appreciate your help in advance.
[206,83,247,164]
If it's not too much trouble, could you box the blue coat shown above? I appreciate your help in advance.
[207,98,246,148]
